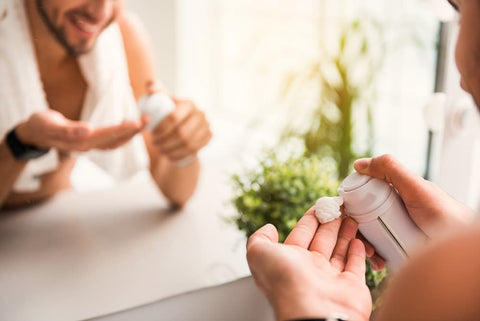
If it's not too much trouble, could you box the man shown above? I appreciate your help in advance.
[0,0,212,208]
[246,0,480,320]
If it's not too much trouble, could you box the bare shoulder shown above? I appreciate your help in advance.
[117,11,156,99]
[377,223,480,321]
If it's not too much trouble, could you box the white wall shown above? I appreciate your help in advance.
[126,0,177,91]
[435,23,480,210]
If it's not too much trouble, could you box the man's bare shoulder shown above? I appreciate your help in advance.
[377,222,480,321]
[116,11,156,99]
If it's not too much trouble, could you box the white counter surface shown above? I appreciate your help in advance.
[0,167,250,321]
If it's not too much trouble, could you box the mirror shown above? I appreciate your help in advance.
[0,1,440,320]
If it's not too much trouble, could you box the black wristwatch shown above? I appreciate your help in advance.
[5,127,50,161]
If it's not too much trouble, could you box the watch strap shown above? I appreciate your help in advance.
[5,127,49,160]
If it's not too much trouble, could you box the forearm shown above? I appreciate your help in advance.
[151,156,200,207]
[0,139,27,208]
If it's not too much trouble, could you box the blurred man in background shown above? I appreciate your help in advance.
[0,0,212,209]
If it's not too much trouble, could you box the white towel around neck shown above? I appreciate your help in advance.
[0,0,148,192]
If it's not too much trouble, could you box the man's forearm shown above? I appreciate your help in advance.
[151,156,200,207]
[0,139,27,207]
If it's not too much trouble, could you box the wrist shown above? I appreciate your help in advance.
[174,154,198,167]
[16,121,36,146]
[273,294,369,321]
[274,295,334,321]
[5,126,50,161]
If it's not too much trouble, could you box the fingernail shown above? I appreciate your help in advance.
[354,158,371,171]
[75,127,89,137]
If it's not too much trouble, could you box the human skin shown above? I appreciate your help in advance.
[32,0,123,56]
[0,0,211,208]
[452,0,480,109]
[247,0,480,319]
[353,154,476,270]
[356,0,478,271]
[374,223,480,320]
[247,212,372,321]
[247,208,480,321]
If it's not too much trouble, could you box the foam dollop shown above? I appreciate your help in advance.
[314,196,344,224]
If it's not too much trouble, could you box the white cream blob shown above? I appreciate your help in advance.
[314,196,344,224]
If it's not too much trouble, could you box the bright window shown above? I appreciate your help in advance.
[175,0,439,174]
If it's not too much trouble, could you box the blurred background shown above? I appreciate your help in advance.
[127,0,480,209]
[130,0,435,171]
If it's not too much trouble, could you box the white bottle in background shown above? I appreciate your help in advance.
[138,92,176,131]
[138,93,196,167]
[338,172,428,273]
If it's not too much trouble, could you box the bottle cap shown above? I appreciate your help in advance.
[338,172,392,219]
[138,92,176,130]
[340,172,371,192]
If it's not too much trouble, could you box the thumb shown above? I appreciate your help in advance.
[353,154,425,201]
[40,110,91,141]
[247,224,279,250]
[53,116,92,139]
[145,80,164,95]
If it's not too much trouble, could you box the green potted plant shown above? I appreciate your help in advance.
[231,150,338,242]
[231,149,388,304]
[232,150,386,299]
[231,18,389,305]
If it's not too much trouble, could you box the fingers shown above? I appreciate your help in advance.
[155,110,204,148]
[246,224,279,295]
[47,121,92,143]
[145,80,165,95]
[353,155,425,201]
[308,218,342,259]
[95,128,138,150]
[155,128,211,161]
[329,217,359,272]
[355,232,387,271]
[140,114,151,128]
[247,223,279,250]
[22,111,92,148]
[151,99,211,160]
[344,238,367,279]
[356,232,375,258]
[284,207,319,248]
[152,100,195,139]
[88,120,143,150]
[368,254,386,271]
[356,232,387,270]
[20,109,147,152]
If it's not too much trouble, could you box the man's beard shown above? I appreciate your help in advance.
[36,0,85,56]
[35,0,111,56]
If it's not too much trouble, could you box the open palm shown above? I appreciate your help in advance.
[247,209,372,321]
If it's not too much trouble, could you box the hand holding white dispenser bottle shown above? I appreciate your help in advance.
[138,93,196,167]
[338,172,428,272]
[138,92,176,131]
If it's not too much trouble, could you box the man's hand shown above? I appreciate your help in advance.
[247,209,372,321]
[150,98,212,162]
[15,109,148,152]
[353,154,475,270]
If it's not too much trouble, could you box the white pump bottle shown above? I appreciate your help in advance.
[338,172,428,272]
